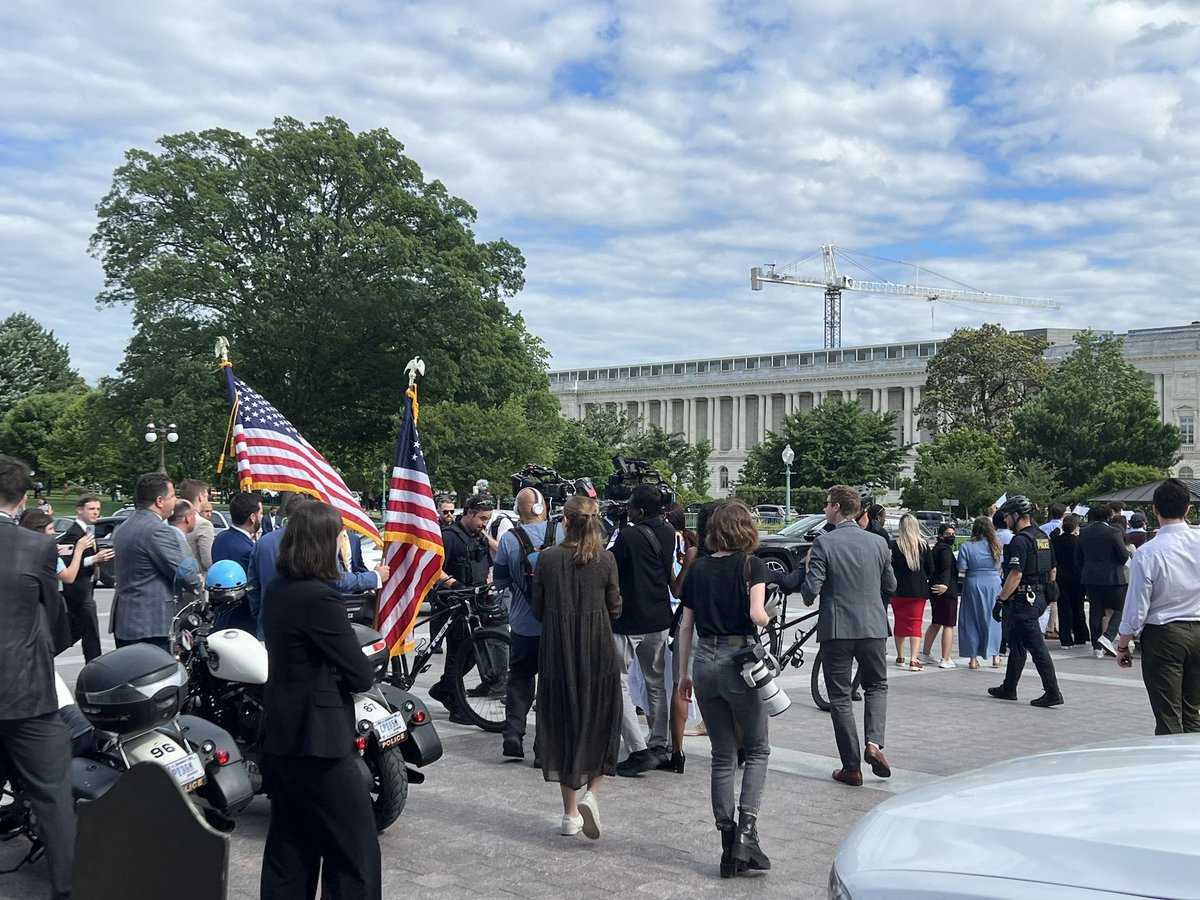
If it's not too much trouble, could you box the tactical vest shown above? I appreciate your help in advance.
[1013,526,1054,587]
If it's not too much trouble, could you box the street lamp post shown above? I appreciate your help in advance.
[144,420,179,474]
[781,443,795,525]
[380,462,390,514]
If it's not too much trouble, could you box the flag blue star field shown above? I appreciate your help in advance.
[377,386,443,652]
[224,366,380,543]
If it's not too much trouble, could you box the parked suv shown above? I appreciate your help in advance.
[753,504,799,524]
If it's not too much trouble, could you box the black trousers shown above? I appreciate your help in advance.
[1057,578,1090,647]
[0,712,75,899]
[66,584,103,662]
[1086,583,1127,650]
[821,638,888,772]
[260,753,381,900]
[1001,598,1059,696]
[504,632,540,741]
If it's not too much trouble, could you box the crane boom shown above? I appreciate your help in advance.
[750,244,1061,348]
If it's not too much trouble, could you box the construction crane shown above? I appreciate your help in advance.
[750,244,1061,349]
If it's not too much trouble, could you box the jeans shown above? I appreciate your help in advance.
[615,631,669,753]
[821,638,888,771]
[1002,595,1059,695]
[1139,621,1200,735]
[693,637,769,827]
[1087,584,1127,650]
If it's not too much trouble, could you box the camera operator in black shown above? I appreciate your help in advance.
[988,495,1064,707]
[430,494,494,723]
[611,483,676,775]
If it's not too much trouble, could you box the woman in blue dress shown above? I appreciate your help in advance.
[956,516,1003,669]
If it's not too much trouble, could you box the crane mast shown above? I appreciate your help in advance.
[750,244,1061,348]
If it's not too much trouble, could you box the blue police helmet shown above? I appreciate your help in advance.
[207,560,247,591]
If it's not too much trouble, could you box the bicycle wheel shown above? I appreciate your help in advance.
[452,629,512,732]
[810,646,862,712]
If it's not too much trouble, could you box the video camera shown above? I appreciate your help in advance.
[510,464,573,504]
[605,456,675,508]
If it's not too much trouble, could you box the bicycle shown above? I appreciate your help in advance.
[386,584,512,732]
[758,587,862,712]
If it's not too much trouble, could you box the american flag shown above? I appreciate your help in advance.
[224,367,381,543]
[376,386,444,653]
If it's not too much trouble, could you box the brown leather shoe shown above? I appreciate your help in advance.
[864,745,892,778]
[832,768,863,786]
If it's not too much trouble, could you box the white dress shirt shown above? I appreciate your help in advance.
[1119,523,1200,635]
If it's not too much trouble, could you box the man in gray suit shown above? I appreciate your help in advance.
[179,478,214,576]
[0,456,75,899]
[799,484,897,787]
[112,472,191,651]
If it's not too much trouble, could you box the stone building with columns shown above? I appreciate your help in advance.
[547,322,1200,496]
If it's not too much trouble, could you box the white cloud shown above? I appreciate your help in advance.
[1,0,1198,386]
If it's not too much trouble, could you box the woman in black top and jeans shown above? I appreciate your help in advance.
[676,500,771,878]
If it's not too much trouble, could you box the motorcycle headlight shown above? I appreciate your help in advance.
[828,863,853,900]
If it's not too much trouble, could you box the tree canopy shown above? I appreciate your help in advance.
[739,400,907,490]
[0,313,82,409]
[918,323,1049,444]
[1008,331,1180,491]
[900,428,1007,517]
[90,116,551,460]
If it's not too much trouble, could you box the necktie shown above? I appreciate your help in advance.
[339,532,352,571]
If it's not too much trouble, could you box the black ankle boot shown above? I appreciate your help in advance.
[718,825,737,878]
[733,810,770,871]
[656,750,686,773]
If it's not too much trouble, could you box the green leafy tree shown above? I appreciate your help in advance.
[1077,462,1168,502]
[0,391,80,482]
[1008,331,1181,490]
[553,420,613,482]
[739,400,907,489]
[579,407,635,450]
[417,399,557,501]
[0,313,83,409]
[901,428,1007,516]
[918,323,1049,444]
[625,425,713,503]
[90,116,550,457]
[40,389,138,489]
[1005,459,1066,508]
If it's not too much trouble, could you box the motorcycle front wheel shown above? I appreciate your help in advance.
[451,629,511,732]
[366,744,408,832]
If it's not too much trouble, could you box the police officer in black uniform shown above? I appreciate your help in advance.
[987,495,1064,707]
[429,494,495,723]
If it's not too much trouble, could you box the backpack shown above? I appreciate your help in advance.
[510,524,553,601]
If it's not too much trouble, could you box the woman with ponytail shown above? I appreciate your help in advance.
[532,495,623,840]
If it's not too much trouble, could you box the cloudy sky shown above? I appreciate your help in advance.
[2,0,1198,383]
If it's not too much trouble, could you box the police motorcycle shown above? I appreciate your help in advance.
[173,561,442,832]
[0,647,253,862]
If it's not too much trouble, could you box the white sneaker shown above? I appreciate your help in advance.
[578,791,601,840]
[938,658,957,669]
[917,652,937,665]
[561,814,583,836]
[1097,635,1118,657]
[1092,648,1106,659]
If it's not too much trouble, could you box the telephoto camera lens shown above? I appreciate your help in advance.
[735,644,791,717]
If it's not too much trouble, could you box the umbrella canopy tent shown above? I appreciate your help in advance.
[1088,478,1200,505]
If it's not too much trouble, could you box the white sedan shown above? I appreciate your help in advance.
[830,734,1200,899]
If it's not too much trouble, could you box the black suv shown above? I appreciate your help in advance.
[755,513,830,574]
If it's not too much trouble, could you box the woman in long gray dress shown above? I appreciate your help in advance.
[532,494,623,840]
[957,516,1004,669]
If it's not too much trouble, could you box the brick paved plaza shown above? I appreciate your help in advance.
[0,588,1157,900]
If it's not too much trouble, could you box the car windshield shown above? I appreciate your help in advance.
[773,513,828,537]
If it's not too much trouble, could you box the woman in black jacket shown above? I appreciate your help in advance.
[919,524,960,668]
[260,501,379,900]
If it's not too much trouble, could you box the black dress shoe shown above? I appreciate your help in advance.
[617,749,656,777]
[1030,692,1064,708]
[988,686,1018,701]
[428,681,454,711]
[448,708,473,725]
[502,735,524,758]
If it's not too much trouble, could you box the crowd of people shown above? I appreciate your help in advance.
[4,448,1199,895]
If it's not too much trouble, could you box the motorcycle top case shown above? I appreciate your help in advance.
[75,644,187,733]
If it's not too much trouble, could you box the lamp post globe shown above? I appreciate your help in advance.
[781,444,795,525]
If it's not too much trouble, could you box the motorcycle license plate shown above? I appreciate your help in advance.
[167,752,207,793]
[374,712,406,749]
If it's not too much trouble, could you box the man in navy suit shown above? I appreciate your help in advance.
[212,491,263,631]
[248,493,388,638]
